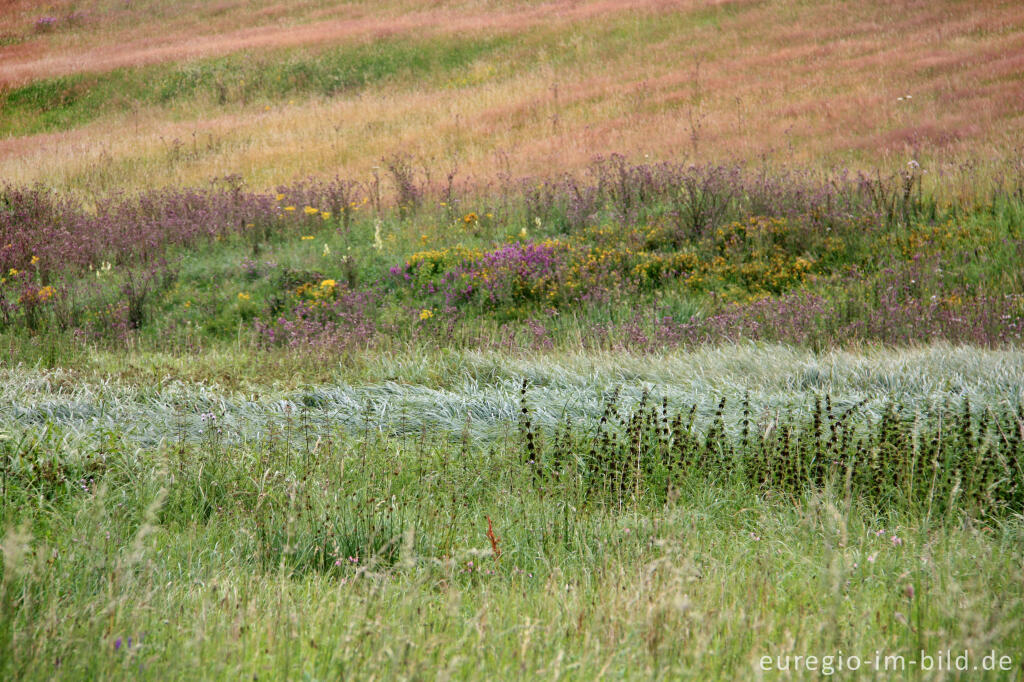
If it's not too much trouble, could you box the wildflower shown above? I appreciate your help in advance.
[301,235,314,241]
[419,309,434,320]
[237,292,251,301]
[321,211,331,220]
[8,268,17,276]
[891,535,903,546]
[463,212,478,225]
[373,219,384,251]
[322,244,331,257]
[520,228,528,238]
[284,206,296,212]
[867,552,878,563]
[304,206,319,215]
[184,301,191,308]
[276,193,285,201]
[30,255,39,265]
[319,279,336,289]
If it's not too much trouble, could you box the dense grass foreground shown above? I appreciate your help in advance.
[1,348,1023,679]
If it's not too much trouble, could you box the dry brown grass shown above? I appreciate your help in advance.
[0,0,681,85]
[2,0,1022,195]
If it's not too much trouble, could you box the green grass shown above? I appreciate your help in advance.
[0,143,1021,679]
[2,343,1022,442]
[0,33,509,138]
[2,2,1022,675]
[7,185,1018,359]
[1,208,1021,678]
[1,356,1021,678]
[0,7,705,140]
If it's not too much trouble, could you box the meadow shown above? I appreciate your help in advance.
[2,1,1024,679]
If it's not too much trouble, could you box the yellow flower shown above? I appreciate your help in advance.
[238,292,251,301]
[320,279,336,288]
[419,309,434,320]
[304,206,319,215]
[8,269,17,276]
[321,211,331,220]
[37,285,56,301]
[463,212,478,225]
[184,301,191,308]
[30,255,39,265]
[322,244,331,257]
[276,194,285,201]
[301,235,314,241]
[284,206,296,212]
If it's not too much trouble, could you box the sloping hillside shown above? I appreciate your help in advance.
[1,0,1022,193]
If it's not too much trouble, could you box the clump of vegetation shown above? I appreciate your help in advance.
[3,158,1021,352]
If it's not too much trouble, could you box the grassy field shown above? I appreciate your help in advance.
[1,347,1022,679]
[2,1,1024,679]
[3,0,1024,194]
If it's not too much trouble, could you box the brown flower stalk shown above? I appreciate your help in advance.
[485,516,501,562]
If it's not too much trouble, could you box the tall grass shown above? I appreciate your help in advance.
[3,1,1024,193]
[3,344,1022,444]
[1,366,1021,678]
[2,158,1021,357]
